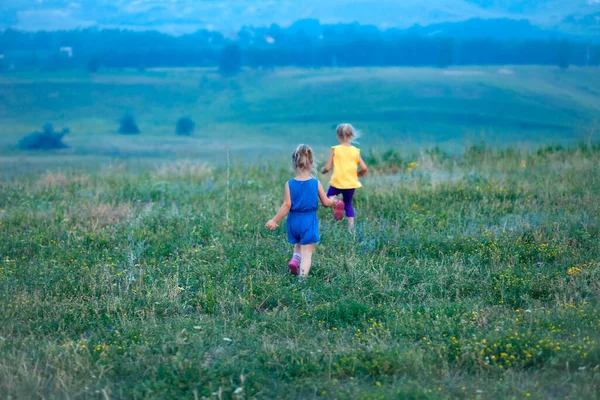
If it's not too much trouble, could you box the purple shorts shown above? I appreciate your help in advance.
[326,186,356,218]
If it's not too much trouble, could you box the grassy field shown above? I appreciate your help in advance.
[1,144,599,399]
[1,66,599,398]
[1,66,599,164]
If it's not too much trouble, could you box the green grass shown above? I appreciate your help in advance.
[1,66,599,159]
[1,144,599,398]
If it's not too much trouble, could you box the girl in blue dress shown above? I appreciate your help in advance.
[266,144,340,278]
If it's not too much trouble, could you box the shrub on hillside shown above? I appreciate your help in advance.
[176,117,195,136]
[437,38,454,68]
[558,40,571,70]
[219,43,242,76]
[87,56,102,73]
[18,123,69,150]
[118,114,140,135]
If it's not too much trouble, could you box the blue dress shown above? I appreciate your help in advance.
[287,178,320,245]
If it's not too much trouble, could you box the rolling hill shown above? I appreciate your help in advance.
[0,66,598,160]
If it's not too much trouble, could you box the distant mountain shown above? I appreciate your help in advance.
[1,0,599,36]
[402,18,559,40]
[565,11,600,25]
[465,0,593,15]
[562,12,600,37]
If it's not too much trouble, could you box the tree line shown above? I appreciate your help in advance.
[0,19,598,73]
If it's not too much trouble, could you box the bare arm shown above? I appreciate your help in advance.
[318,181,337,207]
[265,182,292,230]
[358,155,369,177]
[321,148,335,174]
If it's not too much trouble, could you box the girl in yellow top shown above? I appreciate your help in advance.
[321,123,368,229]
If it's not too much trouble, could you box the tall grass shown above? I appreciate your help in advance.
[0,145,599,399]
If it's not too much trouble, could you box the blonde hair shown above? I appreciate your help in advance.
[292,144,314,171]
[336,123,359,143]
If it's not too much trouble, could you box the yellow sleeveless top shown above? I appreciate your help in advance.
[330,145,362,189]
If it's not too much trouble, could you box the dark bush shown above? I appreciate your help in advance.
[219,43,242,76]
[87,56,101,73]
[176,116,195,136]
[537,143,565,156]
[437,38,454,68]
[558,40,570,70]
[18,123,69,150]
[118,114,140,135]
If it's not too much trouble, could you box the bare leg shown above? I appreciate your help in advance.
[294,243,301,255]
[299,244,314,277]
[348,217,355,230]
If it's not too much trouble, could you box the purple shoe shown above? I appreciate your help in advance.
[288,258,300,275]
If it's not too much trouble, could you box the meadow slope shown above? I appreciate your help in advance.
[0,67,598,163]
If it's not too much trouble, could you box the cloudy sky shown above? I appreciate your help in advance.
[1,0,597,34]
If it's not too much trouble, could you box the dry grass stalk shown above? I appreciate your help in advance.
[153,160,213,182]
[68,201,133,231]
[38,171,89,189]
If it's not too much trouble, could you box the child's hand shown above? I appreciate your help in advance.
[328,196,339,206]
[265,219,278,230]
[358,168,368,177]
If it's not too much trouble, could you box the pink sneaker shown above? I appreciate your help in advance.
[334,199,345,221]
[288,258,300,275]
